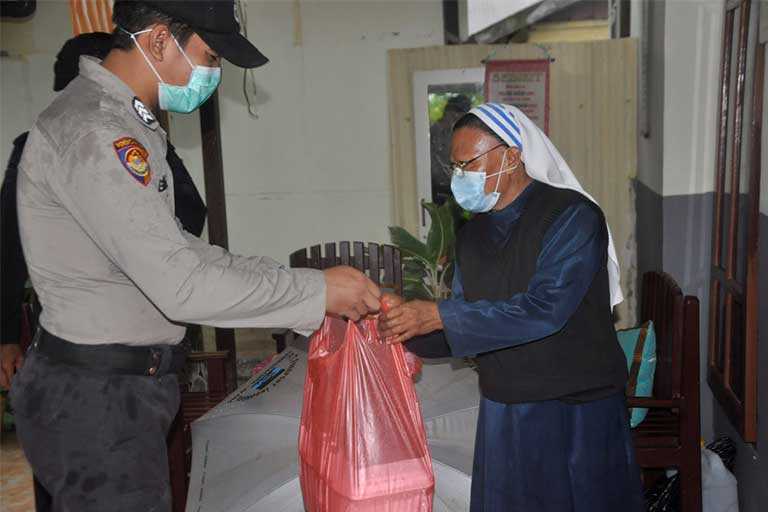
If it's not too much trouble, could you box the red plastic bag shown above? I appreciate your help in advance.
[299,316,435,511]
[404,350,423,378]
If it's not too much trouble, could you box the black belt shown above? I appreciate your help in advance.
[33,329,189,377]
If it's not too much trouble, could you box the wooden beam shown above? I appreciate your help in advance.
[199,91,237,387]
[442,0,460,44]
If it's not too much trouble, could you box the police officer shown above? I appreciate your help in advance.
[11,1,380,510]
[1,32,207,389]
[1,34,117,389]
[2,32,208,512]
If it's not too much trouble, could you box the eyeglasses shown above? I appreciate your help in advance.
[442,143,506,177]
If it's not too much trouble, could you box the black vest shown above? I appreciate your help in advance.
[456,182,627,404]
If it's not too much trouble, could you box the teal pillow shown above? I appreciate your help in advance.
[616,321,657,427]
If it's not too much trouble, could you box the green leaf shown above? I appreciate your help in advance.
[403,258,426,272]
[423,201,448,262]
[437,200,457,256]
[403,265,427,283]
[404,274,428,284]
[445,196,472,226]
[403,281,432,301]
[388,226,430,262]
[391,200,463,301]
[424,200,459,265]
[402,257,429,300]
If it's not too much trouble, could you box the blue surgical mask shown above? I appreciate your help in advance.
[121,27,221,113]
[450,154,511,213]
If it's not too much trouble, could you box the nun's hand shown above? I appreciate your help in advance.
[379,300,443,344]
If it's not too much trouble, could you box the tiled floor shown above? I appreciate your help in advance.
[0,431,35,512]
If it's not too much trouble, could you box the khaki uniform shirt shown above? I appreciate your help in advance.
[17,57,325,346]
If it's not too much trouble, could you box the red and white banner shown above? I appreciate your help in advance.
[484,59,551,134]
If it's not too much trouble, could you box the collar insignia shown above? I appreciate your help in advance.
[132,97,157,130]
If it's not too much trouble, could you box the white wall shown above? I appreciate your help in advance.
[0,1,73,168]
[660,0,727,445]
[1,1,444,264]
[170,0,444,262]
[632,0,666,196]
[662,0,724,197]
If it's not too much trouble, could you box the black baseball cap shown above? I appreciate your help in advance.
[54,32,114,91]
[118,0,268,68]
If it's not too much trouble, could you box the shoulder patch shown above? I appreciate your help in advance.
[113,137,152,186]
[132,97,157,129]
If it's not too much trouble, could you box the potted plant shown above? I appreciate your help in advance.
[389,199,477,370]
[389,199,467,301]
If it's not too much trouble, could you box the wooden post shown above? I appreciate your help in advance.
[199,91,237,387]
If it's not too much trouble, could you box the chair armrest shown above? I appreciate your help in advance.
[187,350,229,362]
[626,397,681,409]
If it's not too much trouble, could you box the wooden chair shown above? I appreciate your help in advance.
[168,350,234,512]
[630,271,702,511]
[273,241,402,352]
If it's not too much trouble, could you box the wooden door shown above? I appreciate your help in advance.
[708,0,763,443]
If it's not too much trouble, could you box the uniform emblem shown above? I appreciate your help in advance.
[113,137,152,186]
[132,97,157,128]
[158,175,168,192]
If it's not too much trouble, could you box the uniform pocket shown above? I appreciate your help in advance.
[8,351,45,418]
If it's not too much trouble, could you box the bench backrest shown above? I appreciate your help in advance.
[639,271,699,400]
[640,272,684,399]
[289,242,403,294]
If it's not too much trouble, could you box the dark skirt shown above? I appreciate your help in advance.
[470,392,645,512]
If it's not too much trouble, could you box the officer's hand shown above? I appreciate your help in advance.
[380,292,404,311]
[0,344,24,390]
[323,266,381,321]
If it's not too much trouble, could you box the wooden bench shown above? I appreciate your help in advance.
[630,271,702,511]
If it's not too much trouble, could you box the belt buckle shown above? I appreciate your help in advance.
[147,350,161,376]
[147,345,172,377]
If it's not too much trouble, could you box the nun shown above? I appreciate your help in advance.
[379,103,644,512]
